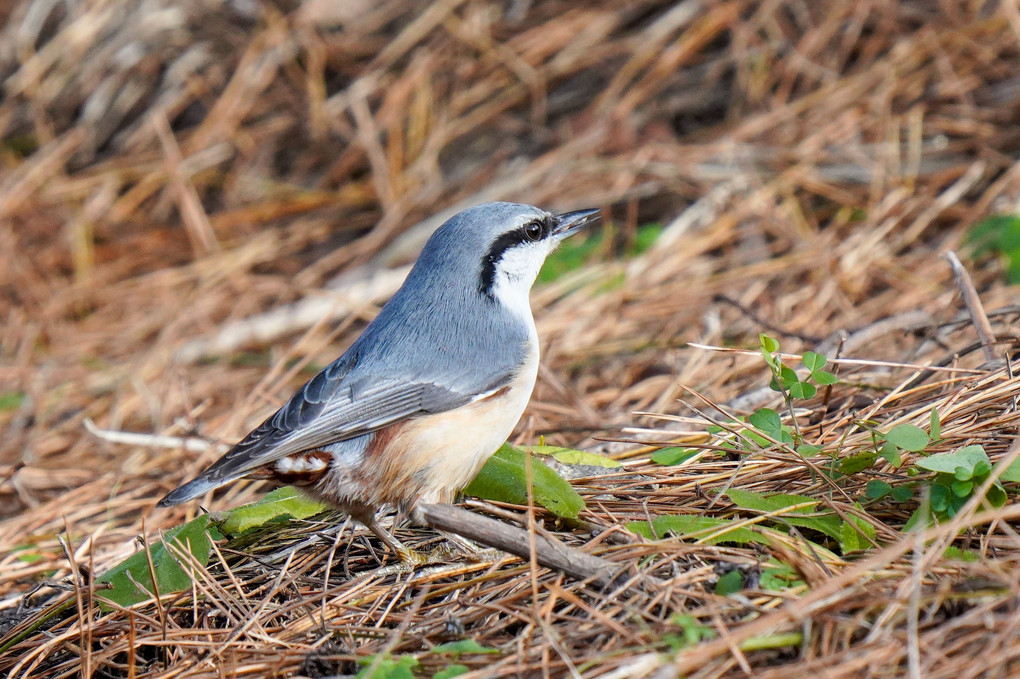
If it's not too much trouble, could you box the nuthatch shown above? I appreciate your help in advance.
[159,202,600,560]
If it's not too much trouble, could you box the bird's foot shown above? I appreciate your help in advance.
[439,531,503,562]
[394,546,430,568]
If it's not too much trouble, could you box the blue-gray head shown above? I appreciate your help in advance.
[400,202,600,319]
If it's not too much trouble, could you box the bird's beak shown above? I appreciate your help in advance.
[552,208,601,239]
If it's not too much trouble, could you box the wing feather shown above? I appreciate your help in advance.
[157,371,511,506]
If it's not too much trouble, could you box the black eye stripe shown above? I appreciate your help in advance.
[478,216,552,298]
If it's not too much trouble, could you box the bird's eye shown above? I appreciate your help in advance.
[522,220,544,242]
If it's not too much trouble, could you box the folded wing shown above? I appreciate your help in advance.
[158,354,512,506]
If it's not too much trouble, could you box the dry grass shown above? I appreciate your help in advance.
[2,0,1020,676]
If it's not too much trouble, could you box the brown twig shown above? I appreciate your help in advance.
[946,250,998,364]
[416,503,640,591]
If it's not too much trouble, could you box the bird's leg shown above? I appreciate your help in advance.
[367,517,428,566]
[349,505,425,566]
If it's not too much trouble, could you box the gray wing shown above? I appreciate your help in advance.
[157,354,514,506]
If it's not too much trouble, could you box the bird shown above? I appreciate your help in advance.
[158,202,600,562]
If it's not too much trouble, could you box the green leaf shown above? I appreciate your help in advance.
[633,223,665,253]
[1010,254,1020,284]
[627,515,765,546]
[968,214,1020,253]
[788,381,816,399]
[930,483,951,511]
[929,408,941,441]
[999,458,1020,483]
[953,465,974,482]
[434,665,470,679]
[839,453,877,475]
[950,480,974,498]
[884,424,930,452]
[464,444,585,519]
[801,351,826,372]
[743,429,773,447]
[839,507,876,552]
[536,222,664,285]
[811,370,838,386]
[967,214,1020,283]
[986,483,1008,508]
[950,464,975,481]
[0,391,24,411]
[748,408,782,437]
[942,546,979,562]
[715,569,743,595]
[759,333,780,353]
[727,489,813,513]
[14,551,44,564]
[669,614,717,646]
[214,486,327,536]
[759,560,805,591]
[778,365,800,390]
[650,447,701,466]
[797,443,822,456]
[903,507,928,532]
[356,655,419,679]
[97,515,222,608]
[431,640,498,656]
[865,480,892,500]
[892,485,914,502]
[726,489,841,540]
[522,445,621,468]
[915,445,989,474]
[946,493,968,518]
[879,441,902,467]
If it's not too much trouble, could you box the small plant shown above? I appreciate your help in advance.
[759,559,805,591]
[967,213,1020,283]
[715,568,744,595]
[847,409,940,477]
[913,445,1007,521]
[861,409,1020,529]
[759,334,837,401]
[646,335,836,465]
[663,614,717,650]
[755,334,836,456]
[354,654,419,679]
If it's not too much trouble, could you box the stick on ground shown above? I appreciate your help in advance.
[417,503,637,590]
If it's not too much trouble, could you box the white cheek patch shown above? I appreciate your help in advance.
[492,240,553,321]
[498,241,550,282]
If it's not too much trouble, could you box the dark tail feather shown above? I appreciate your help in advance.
[157,473,238,507]
[157,423,289,507]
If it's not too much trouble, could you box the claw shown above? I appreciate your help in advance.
[395,547,429,567]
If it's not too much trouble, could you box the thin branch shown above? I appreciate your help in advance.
[946,250,998,363]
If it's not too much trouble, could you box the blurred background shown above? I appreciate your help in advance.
[1,1,1020,671]
[1,1,1020,672]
